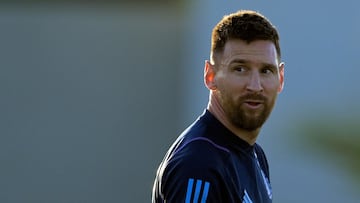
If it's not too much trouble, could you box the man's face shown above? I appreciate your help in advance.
[213,39,284,131]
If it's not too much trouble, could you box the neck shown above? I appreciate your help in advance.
[207,92,260,145]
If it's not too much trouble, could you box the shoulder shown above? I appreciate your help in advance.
[154,136,233,202]
[165,114,231,171]
[153,111,238,202]
[166,135,231,177]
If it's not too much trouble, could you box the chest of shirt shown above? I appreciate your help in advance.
[223,152,272,203]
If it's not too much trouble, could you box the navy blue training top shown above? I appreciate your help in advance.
[152,110,272,203]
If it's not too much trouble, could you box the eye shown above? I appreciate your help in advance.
[261,67,275,74]
[234,66,246,72]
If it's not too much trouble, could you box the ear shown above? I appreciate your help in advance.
[204,60,217,90]
[278,62,285,93]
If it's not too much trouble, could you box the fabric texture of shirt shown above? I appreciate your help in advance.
[152,110,272,203]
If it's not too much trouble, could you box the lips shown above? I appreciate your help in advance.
[247,102,260,106]
[245,100,263,105]
[243,100,264,108]
[240,94,267,109]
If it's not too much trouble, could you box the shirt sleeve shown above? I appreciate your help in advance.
[153,140,234,203]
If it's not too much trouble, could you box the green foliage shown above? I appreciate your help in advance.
[299,119,360,186]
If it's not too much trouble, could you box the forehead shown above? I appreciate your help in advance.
[220,39,278,65]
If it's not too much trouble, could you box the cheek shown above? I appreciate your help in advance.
[263,78,281,92]
[220,74,245,88]
[218,79,243,96]
[264,85,280,105]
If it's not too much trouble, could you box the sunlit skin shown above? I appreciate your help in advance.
[205,39,284,145]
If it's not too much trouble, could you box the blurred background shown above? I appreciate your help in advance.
[0,0,359,202]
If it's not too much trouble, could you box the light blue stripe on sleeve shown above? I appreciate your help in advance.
[185,179,194,203]
[192,179,202,202]
[200,181,210,203]
[243,190,253,203]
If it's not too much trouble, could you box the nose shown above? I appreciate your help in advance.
[246,72,263,93]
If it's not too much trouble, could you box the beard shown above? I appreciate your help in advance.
[218,91,275,131]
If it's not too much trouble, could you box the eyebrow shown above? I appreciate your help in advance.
[227,59,249,65]
[227,59,277,69]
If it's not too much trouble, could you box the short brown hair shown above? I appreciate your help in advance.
[211,10,281,63]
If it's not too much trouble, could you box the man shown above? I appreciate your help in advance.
[153,10,284,203]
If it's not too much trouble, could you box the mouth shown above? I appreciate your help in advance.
[243,100,264,108]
